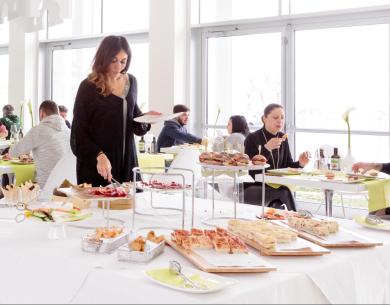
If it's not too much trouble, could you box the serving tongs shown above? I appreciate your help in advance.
[169,261,208,290]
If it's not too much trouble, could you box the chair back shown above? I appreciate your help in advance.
[39,152,77,200]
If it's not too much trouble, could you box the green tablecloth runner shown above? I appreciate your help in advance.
[0,160,36,186]
[363,179,390,212]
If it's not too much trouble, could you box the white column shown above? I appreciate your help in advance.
[8,18,26,113]
[149,0,190,135]
[8,19,39,131]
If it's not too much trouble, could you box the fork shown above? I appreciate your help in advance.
[110,177,122,188]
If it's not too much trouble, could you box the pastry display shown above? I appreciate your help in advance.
[199,152,265,167]
[129,230,165,252]
[90,226,124,241]
[287,216,339,236]
[171,227,248,254]
[228,219,297,251]
[1,180,40,204]
[251,154,267,165]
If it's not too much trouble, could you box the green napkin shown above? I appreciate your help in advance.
[363,179,390,212]
[0,160,36,186]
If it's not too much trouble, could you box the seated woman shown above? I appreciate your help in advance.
[352,161,390,215]
[226,115,250,150]
[243,103,310,210]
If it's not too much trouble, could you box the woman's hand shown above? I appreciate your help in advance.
[264,137,284,151]
[352,162,382,173]
[298,151,311,167]
[96,153,112,182]
[144,110,162,116]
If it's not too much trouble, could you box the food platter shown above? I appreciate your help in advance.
[199,162,269,171]
[266,168,302,176]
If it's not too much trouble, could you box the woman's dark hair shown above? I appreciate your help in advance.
[88,35,132,96]
[262,103,284,123]
[230,115,250,137]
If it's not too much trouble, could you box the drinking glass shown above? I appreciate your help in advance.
[10,124,18,142]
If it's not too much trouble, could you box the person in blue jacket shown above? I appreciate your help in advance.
[157,104,206,152]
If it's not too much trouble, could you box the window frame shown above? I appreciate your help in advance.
[196,7,390,160]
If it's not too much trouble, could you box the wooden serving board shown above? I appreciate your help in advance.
[230,230,330,256]
[286,225,383,248]
[165,239,276,273]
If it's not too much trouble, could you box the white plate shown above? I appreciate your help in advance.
[354,215,390,231]
[134,112,183,124]
[145,266,237,294]
[319,177,365,184]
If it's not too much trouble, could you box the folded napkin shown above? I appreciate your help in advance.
[363,179,390,212]
[0,160,35,186]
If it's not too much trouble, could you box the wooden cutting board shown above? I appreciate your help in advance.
[165,239,276,273]
[229,230,330,256]
[292,227,383,248]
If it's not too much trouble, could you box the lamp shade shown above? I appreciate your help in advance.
[0,0,71,32]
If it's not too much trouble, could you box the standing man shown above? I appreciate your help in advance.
[58,105,71,129]
[157,104,207,152]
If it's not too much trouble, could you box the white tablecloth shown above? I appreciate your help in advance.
[0,194,389,304]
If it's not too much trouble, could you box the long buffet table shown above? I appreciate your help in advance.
[0,193,389,304]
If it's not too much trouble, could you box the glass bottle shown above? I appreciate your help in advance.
[139,136,145,153]
[330,147,340,171]
[151,137,157,154]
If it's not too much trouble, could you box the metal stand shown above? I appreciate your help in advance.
[200,163,269,225]
[131,167,195,232]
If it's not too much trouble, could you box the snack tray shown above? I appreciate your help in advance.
[199,162,269,171]
[81,232,129,254]
[117,240,165,263]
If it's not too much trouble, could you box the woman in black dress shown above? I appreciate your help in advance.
[244,103,310,210]
[71,35,159,186]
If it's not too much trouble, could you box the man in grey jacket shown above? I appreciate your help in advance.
[9,100,71,188]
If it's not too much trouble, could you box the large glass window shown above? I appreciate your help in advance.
[206,32,281,133]
[102,0,149,33]
[51,42,149,120]
[48,0,101,39]
[295,24,389,160]
[198,0,279,24]
[0,54,8,108]
[0,22,9,44]
[52,47,96,120]
[291,0,390,14]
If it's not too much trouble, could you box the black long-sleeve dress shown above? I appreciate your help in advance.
[71,74,150,186]
[243,127,301,210]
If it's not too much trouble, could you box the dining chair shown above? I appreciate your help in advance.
[39,152,77,201]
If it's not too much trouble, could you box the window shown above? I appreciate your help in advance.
[48,0,101,39]
[0,54,8,108]
[129,42,149,111]
[102,0,149,33]
[290,0,390,14]
[0,22,9,44]
[206,32,281,134]
[197,0,279,24]
[52,47,96,120]
[51,42,149,120]
[295,24,389,160]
